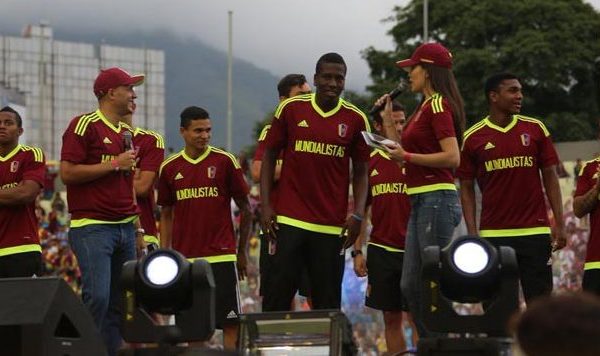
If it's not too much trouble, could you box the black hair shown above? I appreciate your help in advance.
[180,106,210,128]
[315,52,346,74]
[372,101,405,124]
[422,64,466,146]
[277,74,308,98]
[0,106,22,128]
[484,73,520,101]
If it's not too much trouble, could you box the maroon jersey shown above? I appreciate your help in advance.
[133,128,165,239]
[265,93,370,234]
[367,150,410,250]
[457,115,559,237]
[574,158,600,268]
[401,93,457,194]
[0,145,45,254]
[157,147,249,259]
[61,110,137,224]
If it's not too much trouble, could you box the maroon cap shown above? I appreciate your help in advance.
[395,43,453,70]
[93,67,145,98]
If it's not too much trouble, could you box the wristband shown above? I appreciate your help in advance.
[351,213,363,222]
[136,228,145,235]
[403,152,412,162]
[351,250,363,258]
[110,159,120,171]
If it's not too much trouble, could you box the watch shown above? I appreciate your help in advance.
[351,250,363,258]
[135,228,145,235]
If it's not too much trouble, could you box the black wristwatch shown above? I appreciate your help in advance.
[351,250,363,258]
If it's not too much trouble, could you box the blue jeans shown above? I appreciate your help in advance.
[401,190,462,337]
[69,223,136,356]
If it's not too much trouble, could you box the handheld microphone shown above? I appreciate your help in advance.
[122,131,133,176]
[368,79,408,116]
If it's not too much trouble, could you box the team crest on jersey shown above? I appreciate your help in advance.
[10,161,19,173]
[338,123,348,138]
[520,133,530,146]
[207,166,216,178]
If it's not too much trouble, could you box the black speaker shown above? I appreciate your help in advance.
[0,277,106,356]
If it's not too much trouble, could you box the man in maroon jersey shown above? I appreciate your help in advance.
[0,106,45,278]
[458,73,565,304]
[573,153,600,296]
[158,106,251,351]
[251,73,312,307]
[123,104,165,249]
[353,102,417,354]
[60,67,142,355]
[260,53,370,311]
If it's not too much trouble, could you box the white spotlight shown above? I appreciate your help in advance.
[145,255,179,286]
[453,241,489,274]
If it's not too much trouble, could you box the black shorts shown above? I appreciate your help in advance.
[262,224,344,311]
[365,244,406,312]
[210,261,240,329]
[0,251,42,278]
[259,233,311,298]
[583,269,600,296]
[487,234,552,303]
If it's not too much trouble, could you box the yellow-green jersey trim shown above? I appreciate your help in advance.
[70,215,137,228]
[258,124,271,142]
[277,215,343,235]
[74,111,101,136]
[188,254,237,263]
[159,151,182,175]
[274,94,312,119]
[430,93,444,114]
[0,244,42,257]
[407,183,457,195]
[584,261,600,270]
[143,235,160,245]
[368,242,404,253]
[211,147,241,169]
[310,94,343,118]
[134,127,166,149]
[340,100,371,132]
[0,144,42,162]
[181,147,212,165]
[479,226,551,238]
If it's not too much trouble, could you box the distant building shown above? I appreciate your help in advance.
[0,23,165,159]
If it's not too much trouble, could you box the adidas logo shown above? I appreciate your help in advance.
[103,137,112,144]
[226,310,238,319]
[484,142,495,150]
[175,172,184,180]
[370,169,379,177]
[297,120,309,127]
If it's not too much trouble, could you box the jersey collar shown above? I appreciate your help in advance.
[95,109,125,133]
[0,144,21,161]
[310,93,343,118]
[182,146,212,164]
[483,115,518,133]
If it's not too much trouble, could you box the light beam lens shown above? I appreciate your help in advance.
[453,241,489,274]
[145,255,179,285]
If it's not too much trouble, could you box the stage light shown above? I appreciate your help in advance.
[421,235,519,335]
[238,310,357,356]
[120,248,216,346]
[144,254,179,286]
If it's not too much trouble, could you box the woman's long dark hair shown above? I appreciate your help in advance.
[422,63,466,146]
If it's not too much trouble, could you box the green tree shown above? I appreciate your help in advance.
[363,0,600,141]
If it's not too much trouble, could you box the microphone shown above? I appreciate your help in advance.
[122,131,133,176]
[368,79,408,116]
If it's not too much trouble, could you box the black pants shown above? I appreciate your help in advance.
[487,234,552,304]
[0,251,42,278]
[583,269,600,296]
[262,224,344,311]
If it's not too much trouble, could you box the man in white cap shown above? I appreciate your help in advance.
[60,67,144,355]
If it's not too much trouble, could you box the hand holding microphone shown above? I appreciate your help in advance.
[109,131,136,174]
[368,78,408,115]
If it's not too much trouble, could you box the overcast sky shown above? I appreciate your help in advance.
[2,0,599,92]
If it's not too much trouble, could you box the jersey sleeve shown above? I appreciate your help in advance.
[538,126,559,168]
[60,118,90,163]
[253,125,271,162]
[350,112,371,163]
[228,159,250,200]
[456,139,476,180]
[22,148,46,187]
[138,134,165,172]
[574,162,596,197]
[431,99,456,141]
[157,164,176,207]
[265,105,288,152]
